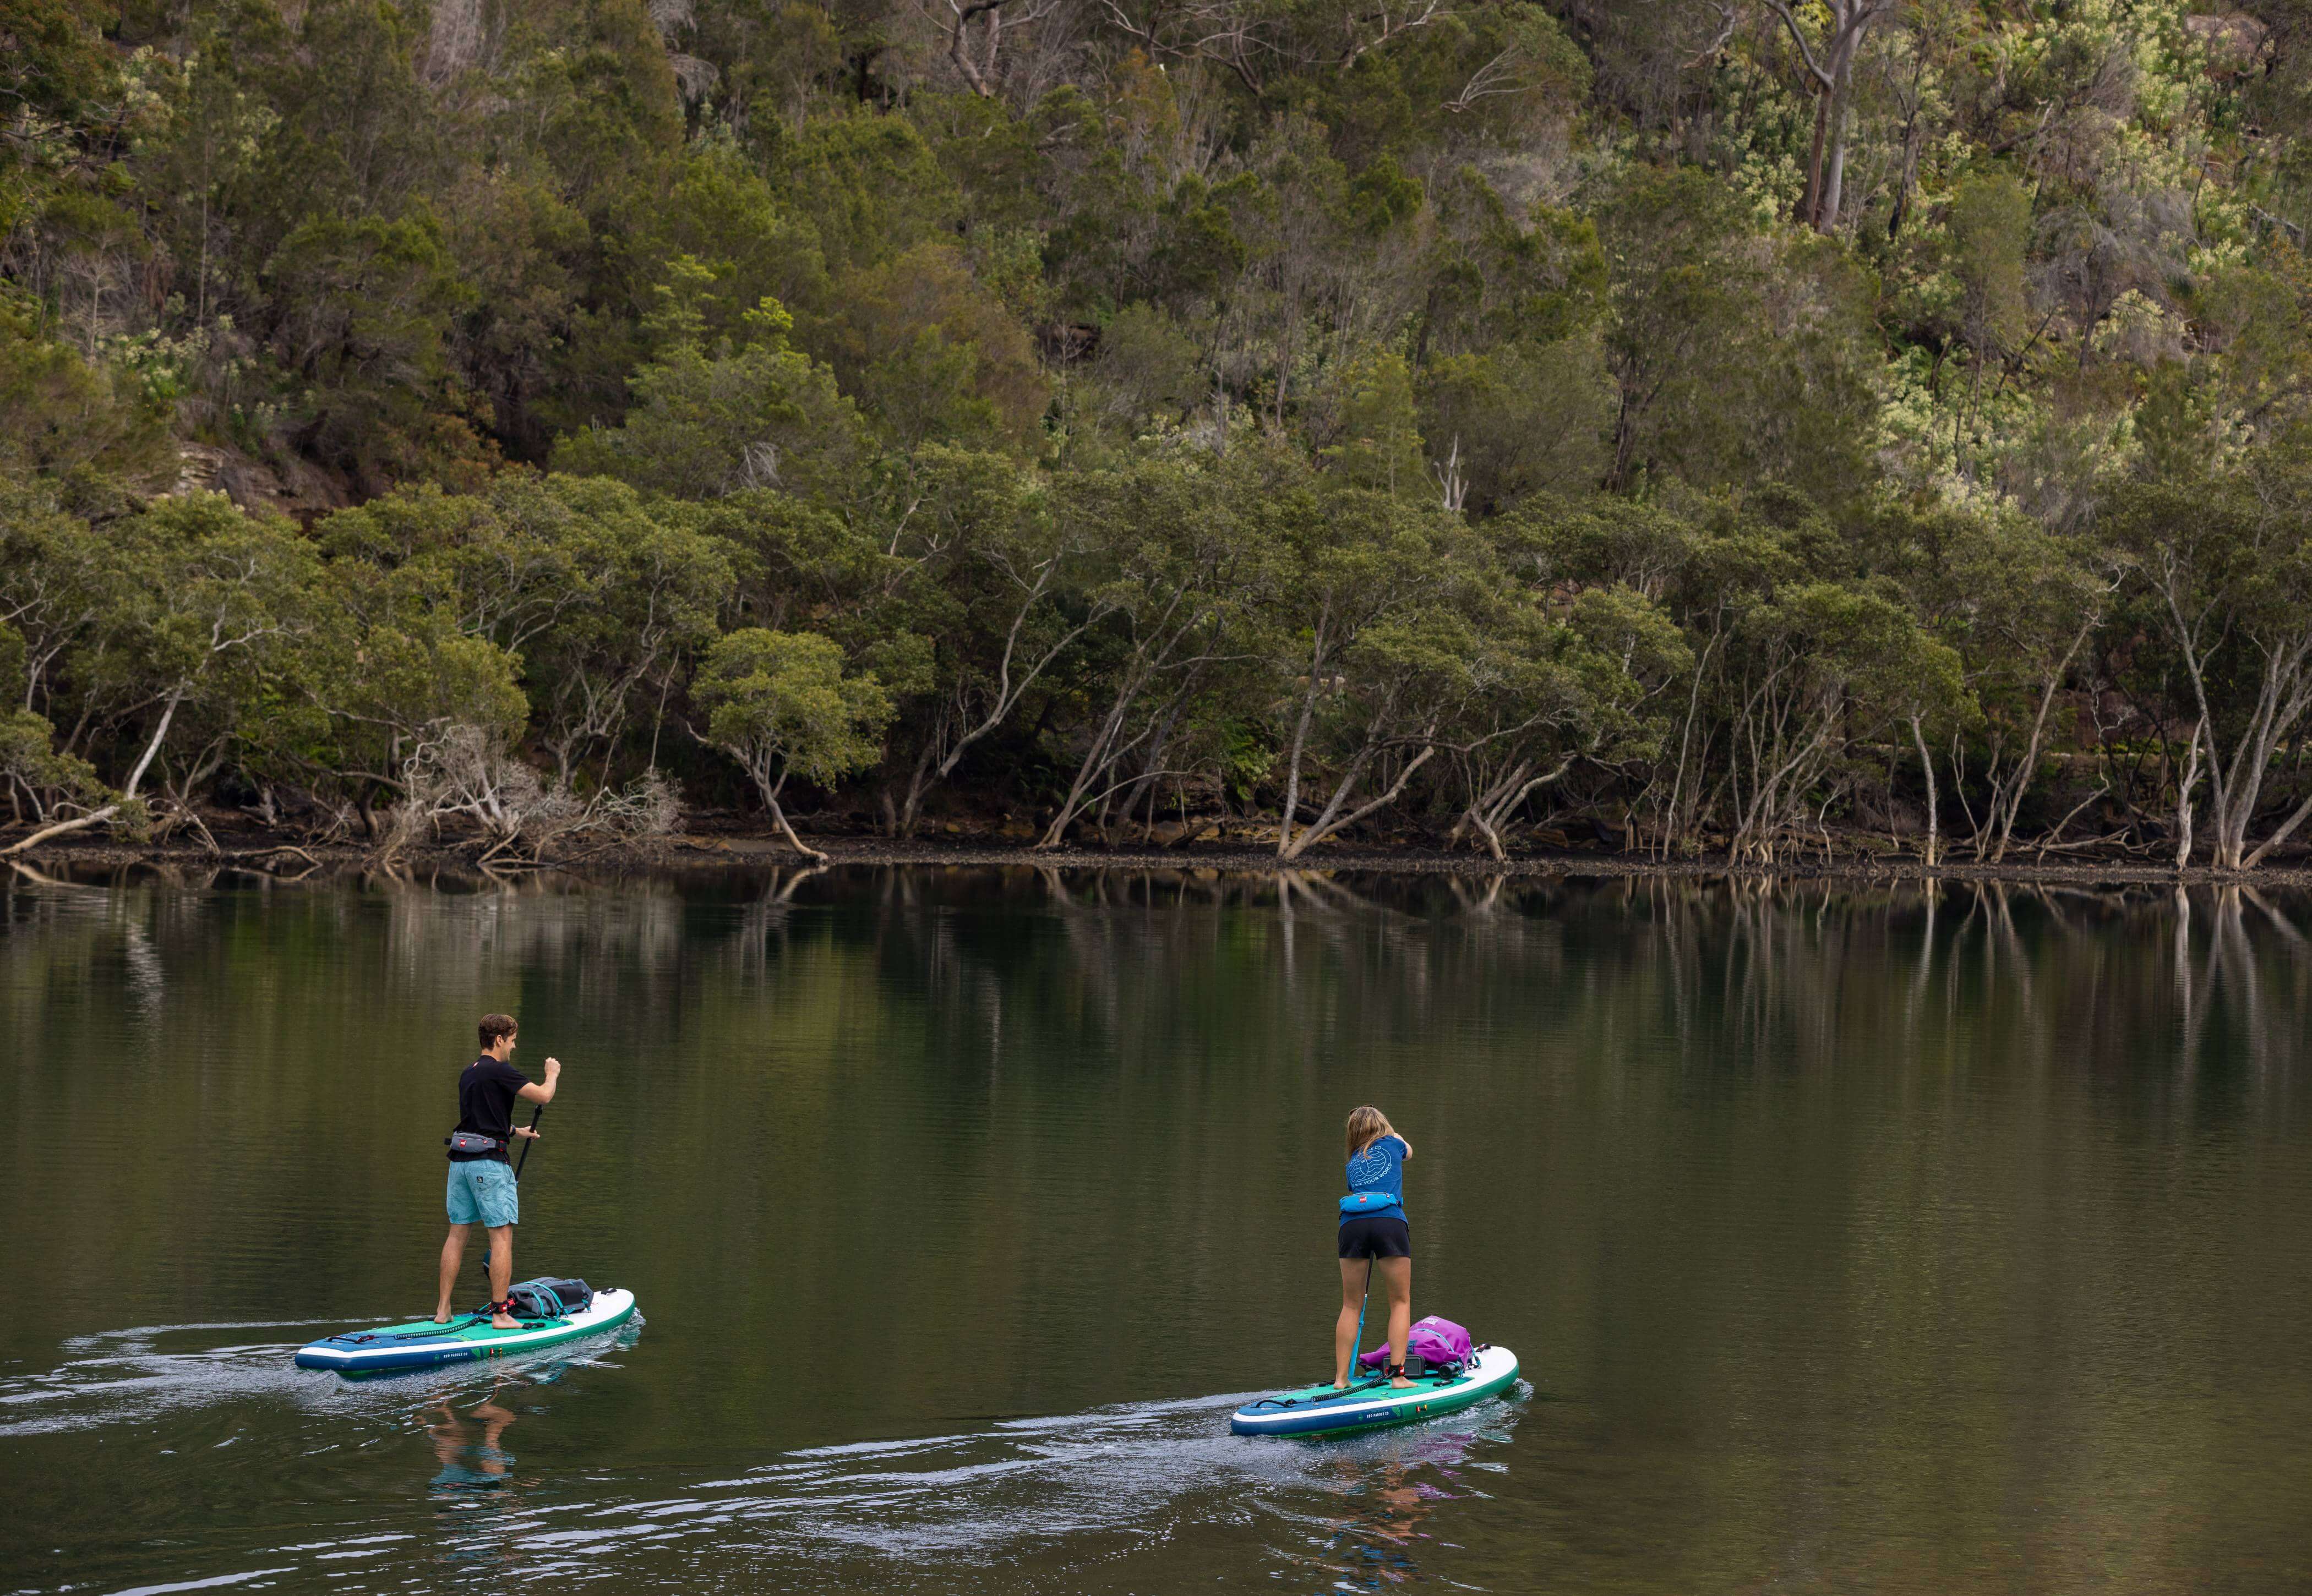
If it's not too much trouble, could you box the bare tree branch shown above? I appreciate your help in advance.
[0,805,120,857]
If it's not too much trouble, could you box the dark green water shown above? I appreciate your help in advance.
[3,866,2310,1594]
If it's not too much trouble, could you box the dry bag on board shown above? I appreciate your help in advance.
[505,1278,593,1319]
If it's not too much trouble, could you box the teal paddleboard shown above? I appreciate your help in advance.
[295,1287,637,1375]
[1231,1343,1519,1436]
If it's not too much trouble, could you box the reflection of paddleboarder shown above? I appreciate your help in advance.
[1335,1106,1415,1390]
[434,1014,560,1327]
[427,1390,518,1491]
[1308,1458,1441,1581]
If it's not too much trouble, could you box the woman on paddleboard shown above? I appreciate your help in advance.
[1336,1106,1415,1390]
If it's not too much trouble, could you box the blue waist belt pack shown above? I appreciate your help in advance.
[1340,1190,1403,1216]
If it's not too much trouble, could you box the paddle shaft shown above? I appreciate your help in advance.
[513,1102,544,1179]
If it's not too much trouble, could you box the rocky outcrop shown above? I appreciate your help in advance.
[170,443,351,524]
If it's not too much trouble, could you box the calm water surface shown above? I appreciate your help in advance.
[3,865,2309,1594]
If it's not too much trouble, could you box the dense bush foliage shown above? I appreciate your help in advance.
[6,0,2312,865]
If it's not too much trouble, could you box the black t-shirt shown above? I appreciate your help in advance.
[451,1056,530,1163]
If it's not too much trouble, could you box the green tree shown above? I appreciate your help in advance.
[0,314,172,484]
[259,567,528,834]
[1250,462,1473,859]
[821,242,1049,452]
[38,493,319,813]
[1717,580,1962,864]
[262,214,484,492]
[554,283,867,503]
[2103,441,2312,870]
[694,626,893,859]
[873,446,1109,835]
[1600,169,1877,502]
[317,473,733,784]
[1032,456,1280,847]
[1316,351,1426,498]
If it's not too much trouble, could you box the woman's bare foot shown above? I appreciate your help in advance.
[1391,1375,1415,1389]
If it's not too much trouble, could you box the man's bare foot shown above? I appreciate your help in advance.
[491,1313,520,1330]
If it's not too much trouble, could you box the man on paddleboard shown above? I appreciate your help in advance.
[435,1013,560,1327]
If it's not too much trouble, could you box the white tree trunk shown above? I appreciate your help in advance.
[2177,719,2205,870]
[122,685,187,802]
[1909,713,1939,868]
[1,805,121,857]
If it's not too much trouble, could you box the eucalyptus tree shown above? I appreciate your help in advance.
[1493,490,1736,851]
[2104,445,2312,870]
[1718,581,1963,863]
[1252,471,1474,859]
[1759,0,1900,231]
[673,490,901,634]
[1854,502,2110,862]
[0,700,106,835]
[1093,0,1465,90]
[1435,605,1595,861]
[0,324,171,485]
[0,486,116,721]
[263,562,528,834]
[1924,511,2112,863]
[1599,170,1878,504]
[510,481,734,786]
[876,446,1120,835]
[45,494,319,810]
[1032,456,1278,849]
[694,628,893,860]
[552,280,866,505]
[1277,609,1483,860]
[317,474,734,786]
[1435,583,1691,860]
[0,612,105,831]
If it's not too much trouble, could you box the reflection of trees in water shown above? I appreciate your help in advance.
[18,865,2312,1107]
[795,869,2312,1107]
[17,865,2312,1109]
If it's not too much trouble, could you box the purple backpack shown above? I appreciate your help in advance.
[1358,1315,1473,1370]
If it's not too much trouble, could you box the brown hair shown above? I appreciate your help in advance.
[478,1013,519,1049]
[1345,1105,1399,1158]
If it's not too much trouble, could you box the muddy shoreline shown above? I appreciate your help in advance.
[7,811,2309,890]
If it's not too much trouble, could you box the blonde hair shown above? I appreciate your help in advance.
[1345,1105,1399,1159]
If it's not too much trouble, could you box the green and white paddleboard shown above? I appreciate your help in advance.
[1231,1343,1520,1437]
[295,1288,637,1375]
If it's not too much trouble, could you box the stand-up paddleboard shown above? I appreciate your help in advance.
[1231,1343,1519,1437]
[295,1287,637,1375]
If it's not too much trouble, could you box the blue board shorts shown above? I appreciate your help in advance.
[446,1159,519,1228]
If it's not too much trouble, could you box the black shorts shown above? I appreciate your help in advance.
[1338,1215,1411,1260]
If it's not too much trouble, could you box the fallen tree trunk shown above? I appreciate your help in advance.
[0,805,121,857]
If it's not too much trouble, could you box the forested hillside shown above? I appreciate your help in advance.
[7,0,2312,867]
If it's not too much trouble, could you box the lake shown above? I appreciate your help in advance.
[3,864,2309,1593]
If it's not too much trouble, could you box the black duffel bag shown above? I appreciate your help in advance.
[505,1277,593,1319]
